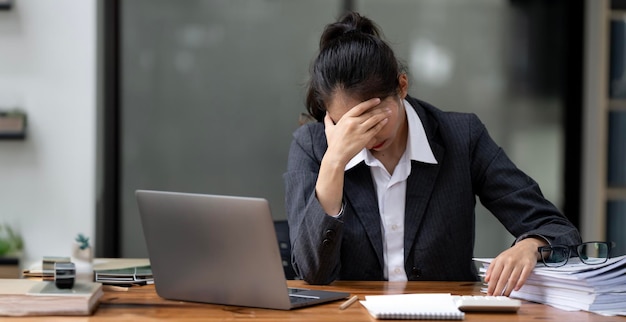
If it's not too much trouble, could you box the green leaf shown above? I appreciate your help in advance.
[0,239,10,256]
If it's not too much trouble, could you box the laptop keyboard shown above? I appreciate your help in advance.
[289,295,316,305]
[288,288,321,304]
[287,287,309,294]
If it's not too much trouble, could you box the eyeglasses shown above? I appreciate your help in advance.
[537,241,615,267]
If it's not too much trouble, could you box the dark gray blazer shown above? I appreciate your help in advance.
[283,96,581,285]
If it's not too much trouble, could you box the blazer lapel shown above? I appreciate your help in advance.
[403,101,445,260]
[403,158,442,260]
[344,163,384,270]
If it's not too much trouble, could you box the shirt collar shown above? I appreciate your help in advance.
[345,99,438,171]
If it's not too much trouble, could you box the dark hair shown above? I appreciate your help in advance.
[305,12,403,122]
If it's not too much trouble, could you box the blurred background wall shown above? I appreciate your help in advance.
[0,0,96,266]
[110,0,582,258]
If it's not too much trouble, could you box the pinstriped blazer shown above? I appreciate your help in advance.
[283,96,581,285]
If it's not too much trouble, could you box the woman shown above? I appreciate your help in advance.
[283,11,581,296]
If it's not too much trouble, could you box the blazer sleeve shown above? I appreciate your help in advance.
[283,124,344,284]
[467,114,581,246]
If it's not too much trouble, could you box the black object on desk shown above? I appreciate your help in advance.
[54,262,76,289]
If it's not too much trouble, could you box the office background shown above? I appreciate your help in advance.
[104,0,584,258]
[0,0,623,267]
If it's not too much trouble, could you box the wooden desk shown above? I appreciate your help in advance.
[8,280,626,321]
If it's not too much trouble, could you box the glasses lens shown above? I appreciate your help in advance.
[541,246,569,267]
[578,242,609,264]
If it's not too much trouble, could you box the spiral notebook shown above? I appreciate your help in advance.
[360,293,465,320]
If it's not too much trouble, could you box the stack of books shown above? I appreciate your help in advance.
[0,279,103,316]
[94,265,153,286]
[23,257,153,286]
[475,255,626,316]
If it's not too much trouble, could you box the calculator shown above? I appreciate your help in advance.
[452,295,521,312]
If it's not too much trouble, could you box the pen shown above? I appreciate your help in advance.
[339,295,359,310]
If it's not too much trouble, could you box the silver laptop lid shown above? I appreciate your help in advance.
[136,190,293,310]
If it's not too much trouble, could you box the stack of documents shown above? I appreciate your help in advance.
[475,255,626,316]
[92,258,153,286]
[94,265,153,286]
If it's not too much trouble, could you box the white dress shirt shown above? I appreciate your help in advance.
[345,99,438,281]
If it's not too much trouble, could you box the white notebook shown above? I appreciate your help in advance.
[360,293,465,320]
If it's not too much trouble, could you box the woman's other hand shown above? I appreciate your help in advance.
[484,237,546,296]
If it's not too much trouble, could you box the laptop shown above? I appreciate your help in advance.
[135,190,349,310]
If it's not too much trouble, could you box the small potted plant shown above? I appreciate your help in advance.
[0,223,23,257]
[0,223,23,278]
[72,233,92,263]
[71,233,94,280]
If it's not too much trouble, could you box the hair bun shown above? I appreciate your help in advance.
[319,11,381,50]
